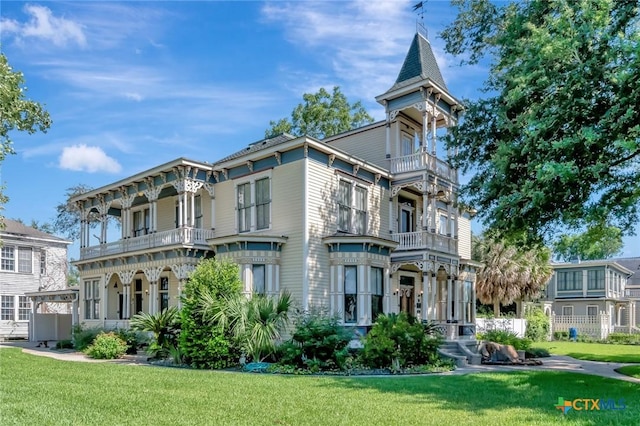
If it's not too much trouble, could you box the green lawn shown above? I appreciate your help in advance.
[1,348,639,426]
[616,365,640,379]
[531,341,640,363]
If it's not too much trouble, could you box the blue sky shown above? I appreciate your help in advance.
[1,0,637,259]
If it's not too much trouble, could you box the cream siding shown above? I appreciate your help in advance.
[212,180,237,236]
[458,215,472,260]
[327,125,388,168]
[156,196,176,231]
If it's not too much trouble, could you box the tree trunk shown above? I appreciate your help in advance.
[493,301,501,318]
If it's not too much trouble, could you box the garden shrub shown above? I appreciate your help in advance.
[553,331,569,341]
[55,339,73,349]
[276,309,353,371]
[131,307,181,359]
[480,329,532,351]
[361,313,442,369]
[72,324,104,351]
[524,307,550,342]
[179,259,242,369]
[85,332,128,359]
[526,347,551,358]
[115,328,145,355]
[606,333,640,345]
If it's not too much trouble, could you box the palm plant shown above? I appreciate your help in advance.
[198,291,292,362]
[130,306,180,358]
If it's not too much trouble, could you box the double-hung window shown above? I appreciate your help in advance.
[344,266,358,323]
[160,277,170,312]
[237,182,251,232]
[371,267,383,321]
[1,247,15,271]
[18,247,32,273]
[337,180,367,234]
[84,279,100,320]
[253,264,266,295]
[1,296,14,320]
[18,296,30,321]
[587,270,605,290]
[40,250,47,275]
[255,178,270,230]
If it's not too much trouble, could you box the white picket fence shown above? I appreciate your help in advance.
[475,318,527,338]
[550,313,612,340]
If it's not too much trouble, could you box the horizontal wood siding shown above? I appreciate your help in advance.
[212,180,236,236]
[156,197,176,231]
[328,126,388,168]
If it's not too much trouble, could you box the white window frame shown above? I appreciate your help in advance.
[235,172,272,233]
[344,265,358,323]
[255,178,271,230]
[18,247,32,273]
[159,276,170,312]
[337,178,368,235]
[586,305,598,317]
[438,212,448,236]
[370,266,383,321]
[1,246,15,272]
[133,207,150,237]
[561,305,573,316]
[1,295,15,321]
[83,279,101,320]
[40,249,47,276]
[18,296,30,321]
[252,264,266,295]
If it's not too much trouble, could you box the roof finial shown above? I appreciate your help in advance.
[412,1,428,39]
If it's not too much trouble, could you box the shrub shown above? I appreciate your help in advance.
[72,324,104,351]
[85,332,128,359]
[606,333,640,345]
[361,313,442,369]
[115,329,145,355]
[480,329,532,351]
[131,307,180,359]
[276,308,353,371]
[55,340,73,349]
[179,259,242,369]
[553,331,569,341]
[526,347,551,358]
[524,307,550,342]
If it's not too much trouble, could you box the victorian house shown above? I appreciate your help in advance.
[71,28,478,339]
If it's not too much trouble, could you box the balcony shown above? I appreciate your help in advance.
[390,151,457,182]
[390,231,457,255]
[79,227,215,260]
[625,289,640,299]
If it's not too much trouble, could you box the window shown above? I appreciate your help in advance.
[194,195,203,228]
[18,296,30,321]
[159,277,169,312]
[84,279,100,320]
[40,250,47,275]
[371,267,383,321]
[562,305,573,316]
[337,180,367,234]
[1,296,14,320]
[237,182,251,233]
[587,270,605,290]
[587,305,598,316]
[18,247,32,273]
[255,178,270,230]
[134,279,143,315]
[344,266,357,323]
[253,264,266,295]
[1,247,15,271]
[133,208,150,236]
[438,214,448,235]
[557,271,582,291]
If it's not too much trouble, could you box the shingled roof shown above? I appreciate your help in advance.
[386,31,448,94]
[214,133,296,164]
[1,218,69,242]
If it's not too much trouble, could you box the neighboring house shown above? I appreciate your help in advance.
[70,28,479,340]
[613,257,640,328]
[545,259,639,337]
[0,219,71,339]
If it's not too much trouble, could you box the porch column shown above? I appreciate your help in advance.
[171,263,196,309]
[144,185,162,233]
[96,200,111,245]
[421,269,429,322]
[144,267,163,315]
[30,299,38,341]
[429,272,437,321]
[430,187,437,233]
[447,276,453,321]
[117,270,135,319]
[422,187,428,230]
[72,295,79,327]
[422,110,429,152]
[120,190,136,238]
[431,109,437,155]
[388,197,394,234]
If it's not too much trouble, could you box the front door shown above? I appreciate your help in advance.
[399,276,415,317]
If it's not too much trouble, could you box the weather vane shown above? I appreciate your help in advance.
[413,1,427,38]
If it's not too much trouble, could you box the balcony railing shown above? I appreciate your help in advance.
[390,231,457,254]
[80,227,215,260]
[625,289,640,299]
[390,151,457,182]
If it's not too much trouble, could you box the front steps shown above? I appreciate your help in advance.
[438,340,482,367]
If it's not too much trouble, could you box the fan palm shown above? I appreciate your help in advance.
[130,306,180,349]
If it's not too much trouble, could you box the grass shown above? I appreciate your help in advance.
[1,347,639,425]
[616,365,640,379]
[530,341,640,363]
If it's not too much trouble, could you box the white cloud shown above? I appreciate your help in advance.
[59,145,121,173]
[1,4,86,47]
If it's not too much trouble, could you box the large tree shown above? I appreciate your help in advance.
[52,184,99,241]
[265,86,374,140]
[473,233,553,317]
[441,0,640,242]
[0,53,52,219]
[553,224,623,262]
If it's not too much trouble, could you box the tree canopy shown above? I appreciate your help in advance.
[0,52,51,219]
[472,232,552,317]
[441,0,640,242]
[553,224,623,262]
[265,86,374,140]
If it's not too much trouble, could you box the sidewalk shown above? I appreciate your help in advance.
[1,340,639,383]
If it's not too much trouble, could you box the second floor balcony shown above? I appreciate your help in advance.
[390,230,457,255]
[390,151,457,182]
[80,227,215,260]
[626,288,640,299]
